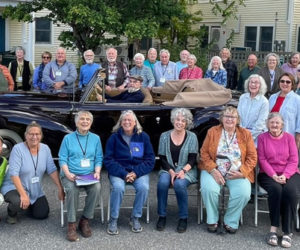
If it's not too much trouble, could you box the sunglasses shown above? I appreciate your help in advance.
[42,56,51,59]
[280,79,292,84]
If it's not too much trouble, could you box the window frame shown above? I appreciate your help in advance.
[35,17,52,44]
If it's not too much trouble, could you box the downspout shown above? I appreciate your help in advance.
[287,0,294,51]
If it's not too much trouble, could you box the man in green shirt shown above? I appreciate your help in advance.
[237,54,260,92]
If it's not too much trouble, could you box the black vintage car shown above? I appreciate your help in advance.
[0,69,238,159]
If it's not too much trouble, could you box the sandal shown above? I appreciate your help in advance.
[266,232,278,246]
[281,234,292,248]
[207,223,218,233]
[224,224,237,234]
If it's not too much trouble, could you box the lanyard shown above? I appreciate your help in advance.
[223,130,236,150]
[26,142,39,176]
[76,133,89,158]
[18,64,23,76]
[161,63,169,77]
[187,68,194,79]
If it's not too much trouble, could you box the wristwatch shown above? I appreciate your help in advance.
[182,169,187,174]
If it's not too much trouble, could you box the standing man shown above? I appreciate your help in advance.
[176,50,190,77]
[220,48,238,90]
[43,47,77,93]
[153,49,178,87]
[79,50,101,89]
[8,46,34,91]
[144,48,158,74]
[102,48,130,91]
[237,54,260,92]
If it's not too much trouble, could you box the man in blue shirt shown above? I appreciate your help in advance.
[79,50,101,89]
[176,50,190,78]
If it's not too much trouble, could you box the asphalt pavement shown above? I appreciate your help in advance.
[0,170,300,250]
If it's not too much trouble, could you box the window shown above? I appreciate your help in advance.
[200,25,209,48]
[259,27,273,51]
[35,18,51,44]
[245,27,257,51]
[244,26,273,51]
[297,27,300,52]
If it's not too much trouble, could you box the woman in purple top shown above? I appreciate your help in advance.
[281,52,300,81]
[257,112,300,248]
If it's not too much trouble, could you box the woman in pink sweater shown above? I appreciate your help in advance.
[257,112,300,248]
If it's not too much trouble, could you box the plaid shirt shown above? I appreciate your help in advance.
[107,62,130,88]
[223,59,238,90]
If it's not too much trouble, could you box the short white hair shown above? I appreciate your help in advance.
[83,49,94,57]
[159,49,170,57]
[244,74,267,96]
[57,47,66,54]
[106,47,117,55]
[133,53,145,61]
[148,48,157,54]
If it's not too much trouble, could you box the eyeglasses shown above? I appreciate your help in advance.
[28,133,41,137]
[223,115,238,120]
[280,79,292,84]
[85,55,94,57]
[42,56,51,59]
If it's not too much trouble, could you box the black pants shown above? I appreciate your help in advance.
[258,173,300,234]
[4,190,49,219]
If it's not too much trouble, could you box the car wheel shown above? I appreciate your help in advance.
[0,129,23,158]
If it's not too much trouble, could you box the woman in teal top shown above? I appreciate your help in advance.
[156,108,199,233]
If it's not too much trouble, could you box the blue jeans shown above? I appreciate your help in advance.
[157,172,191,219]
[200,170,251,229]
[109,174,149,219]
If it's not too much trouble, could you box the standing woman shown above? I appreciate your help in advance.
[130,53,155,89]
[179,54,203,80]
[258,53,284,97]
[32,51,52,91]
[59,111,103,242]
[104,110,155,235]
[204,56,227,87]
[199,106,257,234]
[269,73,300,149]
[237,74,269,145]
[1,122,64,224]
[258,113,300,248]
[156,108,198,233]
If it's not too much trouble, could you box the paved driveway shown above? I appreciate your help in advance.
[0,170,299,250]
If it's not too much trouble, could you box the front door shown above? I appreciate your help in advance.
[0,16,5,52]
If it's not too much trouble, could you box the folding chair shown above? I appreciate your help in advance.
[60,186,104,227]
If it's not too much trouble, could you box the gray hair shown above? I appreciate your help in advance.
[264,52,280,66]
[159,49,170,57]
[112,110,143,134]
[133,53,145,61]
[288,52,300,64]
[83,49,94,57]
[266,112,284,128]
[106,47,117,55]
[188,54,197,63]
[15,46,25,55]
[219,106,240,126]
[75,111,94,124]
[207,56,225,70]
[57,47,66,54]
[220,48,231,58]
[244,74,268,96]
[24,121,43,140]
[170,108,194,130]
[148,48,157,55]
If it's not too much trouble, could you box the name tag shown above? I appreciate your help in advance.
[160,77,166,83]
[17,76,23,82]
[56,71,62,76]
[81,158,90,168]
[32,176,40,184]
[108,74,116,81]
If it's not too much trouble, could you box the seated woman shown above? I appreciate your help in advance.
[59,111,103,242]
[237,74,269,145]
[204,56,227,87]
[104,110,155,235]
[1,122,64,224]
[199,106,257,234]
[179,54,203,80]
[156,108,198,233]
[96,75,144,103]
[257,112,300,248]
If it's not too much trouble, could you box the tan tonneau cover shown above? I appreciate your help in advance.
[151,79,232,107]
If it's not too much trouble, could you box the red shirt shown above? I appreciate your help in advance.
[271,96,285,112]
[179,66,203,80]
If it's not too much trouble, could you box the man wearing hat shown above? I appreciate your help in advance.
[97,75,145,103]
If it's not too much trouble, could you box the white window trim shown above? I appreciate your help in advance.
[245,24,274,51]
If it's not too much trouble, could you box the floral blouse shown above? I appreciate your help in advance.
[216,129,242,177]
